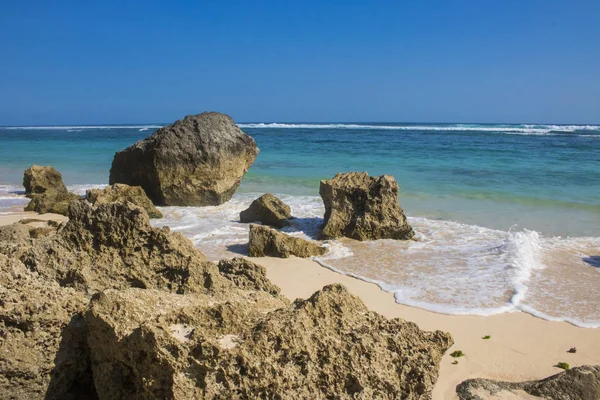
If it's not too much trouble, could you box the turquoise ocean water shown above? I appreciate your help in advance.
[1,122,599,326]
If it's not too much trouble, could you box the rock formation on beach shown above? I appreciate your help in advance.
[1,192,452,398]
[20,200,230,295]
[87,284,453,400]
[109,112,259,206]
[86,183,163,218]
[248,224,327,258]
[0,254,96,400]
[23,165,80,216]
[239,193,292,227]
[319,172,415,241]
[218,257,282,296]
[456,365,600,399]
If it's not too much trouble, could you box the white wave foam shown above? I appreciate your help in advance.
[238,123,600,134]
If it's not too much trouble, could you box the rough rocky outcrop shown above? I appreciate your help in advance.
[240,193,292,228]
[218,257,282,296]
[0,254,96,400]
[0,223,34,258]
[86,183,163,218]
[456,365,600,400]
[248,224,326,258]
[109,112,259,206]
[23,165,80,216]
[21,200,232,295]
[320,172,414,241]
[87,284,453,400]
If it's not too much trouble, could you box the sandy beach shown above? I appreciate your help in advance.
[254,256,600,399]
[2,209,599,399]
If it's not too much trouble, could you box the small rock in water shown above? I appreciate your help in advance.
[22,165,80,216]
[248,224,327,258]
[240,193,292,228]
[319,172,414,241]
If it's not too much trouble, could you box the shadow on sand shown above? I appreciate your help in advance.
[582,256,600,268]
[226,243,249,256]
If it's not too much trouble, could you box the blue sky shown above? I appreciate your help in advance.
[1,1,599,124]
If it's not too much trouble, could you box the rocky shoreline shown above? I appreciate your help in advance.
[2,112,598,399]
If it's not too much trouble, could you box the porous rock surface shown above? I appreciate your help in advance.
[248,224,327,258]
[217,257,282,296]
[109,112,259,206]
[86,183,163,218]
[23,165,80,215]
[0,254,96,400]
[456,365,600,400]
[319,172,415,241]
[21,200,232,295]
[239,193,292,228]
[87,284,453,400]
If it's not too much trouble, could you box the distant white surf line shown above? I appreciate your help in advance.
[2,125,164,130]
[238,123,600,134]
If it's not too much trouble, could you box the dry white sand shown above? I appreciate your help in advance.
[254,256,600,399]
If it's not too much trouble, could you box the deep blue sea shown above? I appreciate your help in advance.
[1,122,599,326]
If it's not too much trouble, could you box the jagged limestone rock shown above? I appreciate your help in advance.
[217,257,282,296]
[86,183,163,218]
[248,224,326,258]
[456,365,600,400]
[240,193,292,228]
[87,284,453,400]
[109,112,259,206]
[21,200,232,295]
[23,165,80,216]
[319,172,414,241]
[0,254,96,400]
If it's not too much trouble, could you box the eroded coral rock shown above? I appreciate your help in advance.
[109,112,259,206]
[86,183,163,218]
[87,284,453,400]
[248,224,326,258]
[0,254,95,400]
[21,200,232,295]
[217,257,282,295]
[240,193,292,228]
[320,172,414,241]
[23,165,80,216]
[456,365,600,400]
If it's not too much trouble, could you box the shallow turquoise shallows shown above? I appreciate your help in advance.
[1,123,598,236]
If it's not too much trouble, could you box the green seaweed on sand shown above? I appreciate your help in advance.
[555,362,570,370]
[482,335,491,339]
[450,350,465,358]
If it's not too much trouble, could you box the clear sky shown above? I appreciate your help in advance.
[1,1,599,125]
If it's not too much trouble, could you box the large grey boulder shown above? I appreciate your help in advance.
[456,365,600,400]
[248,224,327,258]
[319,172,414,241]
[109,112,259,206]
[240,193,292,228]
[23,166,80,216]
